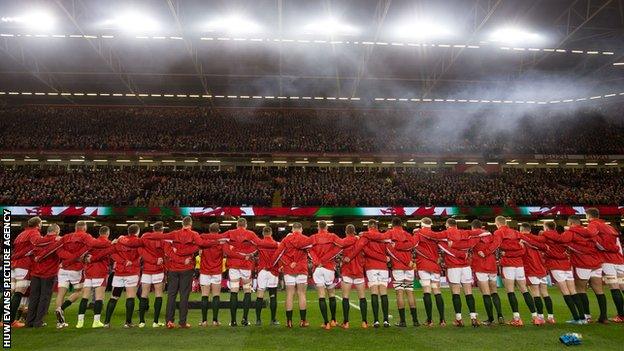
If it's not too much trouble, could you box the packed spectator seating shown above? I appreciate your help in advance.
[1,166,622,206]
[1,106,623,155]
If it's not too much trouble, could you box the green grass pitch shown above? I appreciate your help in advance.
[11,288,624,351]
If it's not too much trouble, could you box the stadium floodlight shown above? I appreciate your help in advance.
[303,17,358,36]
[1,11,56,30]
[487,27,544,45]
[394,20,453,40]
[205,15,261,34]
[104,11,160,33]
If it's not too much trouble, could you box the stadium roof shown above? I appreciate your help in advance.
[1,0,623,107]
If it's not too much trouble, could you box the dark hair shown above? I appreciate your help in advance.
[585,208,599,219]
[262,226,273,235]
[237,218,247,228]
[153,221,164,232]
[470,219,482,229]
[519,222,531,231]
[27,217,42,228]
[292,222,303,230]
[568,215,581,225]
[367,219,378,228]
[544,221,556,230]
[345,224,356,234]
[446,218,457,227]
[99,226,110,236]
[318,220,328,230]
[128,224,140,235]
[209,223,220,233]
[182,216,193,227]
[391,217,402,227]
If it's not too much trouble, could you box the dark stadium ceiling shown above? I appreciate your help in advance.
[1,0,624,106]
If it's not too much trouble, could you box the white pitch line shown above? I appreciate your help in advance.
[336,296,361,310]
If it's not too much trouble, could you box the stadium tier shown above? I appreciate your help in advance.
[1,166,623,207]
[1,106,624,155]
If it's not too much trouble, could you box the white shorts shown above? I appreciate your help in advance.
[313,267,336,288]
[366,269,389,287]
[257,270,279,290]
[602,263,624,284]
[342,276,365,285]
[602,263,624,277]
[11,268,30,288]
[417,270,441,287]
[200,274,222,286]
[284,274,307,286]
[83,278,106,288]
[475,272,498,282]
[141,273,165,284]
[229,269,252,281]
[502,266,526,281]
[57,269,83,289]
[528,276,548,285]
[551,270,574,283]
[447,267,473,285]
[112,275,139,288]
[574,267,602,280]
[392,270,415,290]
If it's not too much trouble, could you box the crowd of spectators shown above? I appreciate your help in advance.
[1,166,622,207]
[1,106,623,155]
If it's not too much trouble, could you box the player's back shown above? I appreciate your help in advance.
[12,227,40,269]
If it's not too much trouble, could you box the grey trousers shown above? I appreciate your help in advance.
[26,276,55,327]
[166,270,194,325]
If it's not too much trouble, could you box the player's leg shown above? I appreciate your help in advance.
[488,278,504,323]
[574,277,592,321]
[25,277,41,327]
[553,271,582,323]
[317,284,330,327]
[124,282,138,327]
[502,267,521,324]
[589,275,608,323]
[327,286,337,326]
[153,281,164,327]
[200,279,211,326]
[420,273,434,326]
[296,278,308,327]
[394,271,407,327]
[369,283,380,327]
[431,276,445,326]
[92,284,106,328]
[463,278,478,327]
[450,282,463,326]
[539,282,554,323]
[241,273,253,326]
[314,267,331,328]
[165,271,180,327]
[406,287,419,326]
[355,281,368,327]
[76,284,92,328]
[341,280,353,328]
[255,276,265,326]
[528,282,543,323]
[176,270,193,327]
[284,278,296,328]
[104,284,124,327]
[476,274,494,324]
[228,269,241,326]
[515,275,538,323]
[10,269,29,327]
[211,281,222,325]
[603,265,624,321]
[138,281,151,327]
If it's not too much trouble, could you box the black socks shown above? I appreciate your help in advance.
[212,296,220,322]
[201,296,209,322]
[507,292,519,313]
[452,294,461,314]
[522,292,536,313]
[139,297,149,323]
[153,296,162,323]
[380,295,389,322]
[483,294,494,322]
[371,294,379,322]
[230,292,238,323]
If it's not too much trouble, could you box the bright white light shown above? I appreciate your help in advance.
[1,11,55,30]
[488,27,544,45]
[206,15,261,34]
[303,18,358,36]
[394,20,453,40]
[104,12,160,33]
